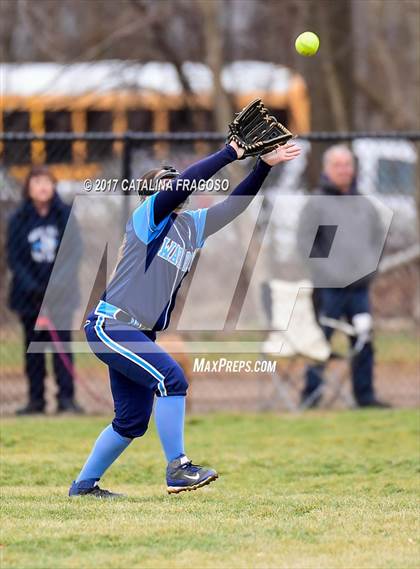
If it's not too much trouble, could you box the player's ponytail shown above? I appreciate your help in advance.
[110,233,127,282]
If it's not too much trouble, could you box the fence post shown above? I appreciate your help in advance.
[121,133,132,233]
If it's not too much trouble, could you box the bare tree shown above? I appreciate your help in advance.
[354,0,419,131]
[1,0,418,135]
[198,0,233,130]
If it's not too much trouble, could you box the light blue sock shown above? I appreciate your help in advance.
[154,396,185,463]
[76,424,132,483]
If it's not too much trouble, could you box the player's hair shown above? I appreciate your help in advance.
[141,168,164,184]
[138,166,179,198]
[22,166,57,201]
[110,234,127,282]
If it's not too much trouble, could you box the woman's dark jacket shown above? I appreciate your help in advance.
[6,193,81,324]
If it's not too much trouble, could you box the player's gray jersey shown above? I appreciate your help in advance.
[103,193,207,331]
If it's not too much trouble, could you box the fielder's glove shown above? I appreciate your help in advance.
[227,99,294,158]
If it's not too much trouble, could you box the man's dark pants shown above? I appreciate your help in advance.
[303,286,375,406]
[21,313,75,409]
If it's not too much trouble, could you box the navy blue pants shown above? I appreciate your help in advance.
[303,286,375,405]
[85,313,188,439]
[21,313,74,408]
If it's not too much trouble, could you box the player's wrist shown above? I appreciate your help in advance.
[260,152,275,165]
[228,141,245,159]
[256,157,273,170]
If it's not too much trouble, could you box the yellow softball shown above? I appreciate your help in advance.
[295,31,320,56]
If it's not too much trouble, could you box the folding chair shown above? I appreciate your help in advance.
[260,279,359,411]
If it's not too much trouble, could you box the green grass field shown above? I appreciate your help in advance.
[1,410,419,569]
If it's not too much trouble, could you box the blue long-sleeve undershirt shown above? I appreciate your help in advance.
[152,145,272,238]
[203,158,271,238]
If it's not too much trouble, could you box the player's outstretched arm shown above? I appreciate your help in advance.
[203,142,301,238]
[153,143,241,225]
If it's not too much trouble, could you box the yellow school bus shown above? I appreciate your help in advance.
[0,61,310,181]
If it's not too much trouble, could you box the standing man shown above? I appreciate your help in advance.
[297,145,389,408]
[7,166,83,414]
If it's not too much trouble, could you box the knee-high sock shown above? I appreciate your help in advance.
[154,395,185,463]
[76,424,132,482]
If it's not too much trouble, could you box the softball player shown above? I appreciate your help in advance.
[69,139,300,497]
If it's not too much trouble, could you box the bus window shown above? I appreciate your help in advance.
[169,108,215,132]
[86,111,113,161]
[127,110,153,132]
[169,108,194,132]
[45,111,72,163]
[3,111,31,165]
[196,110,215,131]
[270,108,289,128]
[168,108,193,153]
[168,108,215,154]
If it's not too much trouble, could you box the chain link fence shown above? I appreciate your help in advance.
[1,132,419,414]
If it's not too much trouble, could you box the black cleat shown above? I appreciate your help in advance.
[69,479,123,498]
[166,455,218,494]
[16,402,45,415]
[358,398,391,409]
[57,400,84,414]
